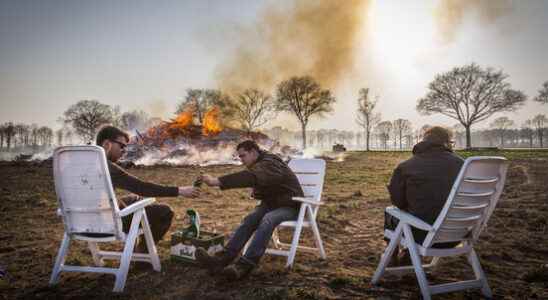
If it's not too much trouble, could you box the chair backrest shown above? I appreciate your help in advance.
[288,159,326,214]
[53,145,123,239]
[424,156,508,248]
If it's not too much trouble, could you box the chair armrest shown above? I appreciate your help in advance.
[385,206,433,232]
[119,197,156,217]
[57,208,63,216]
[292,196,323,206]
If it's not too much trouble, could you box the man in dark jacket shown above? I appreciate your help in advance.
[96,126,199,251]
[195,140,304,280]
[386,126,464,262]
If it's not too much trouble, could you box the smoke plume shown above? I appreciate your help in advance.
[215,0,372,93]
[435,0,514,44]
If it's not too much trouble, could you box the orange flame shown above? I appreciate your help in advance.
[169,108,193,131]
[202,106,223,136]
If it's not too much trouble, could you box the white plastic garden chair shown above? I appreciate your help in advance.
[49,145,161,292]
[371,156,509,300]
[260,158,327,268]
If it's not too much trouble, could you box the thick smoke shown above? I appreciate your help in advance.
[215,0,372,93]
[435,0,513,44]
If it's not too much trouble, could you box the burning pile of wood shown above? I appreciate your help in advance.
[122,106,290,166]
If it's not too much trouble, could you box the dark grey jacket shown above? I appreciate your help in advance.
[388,141,464,225]
[218,151,304,209]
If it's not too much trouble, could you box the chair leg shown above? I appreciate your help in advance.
[113,210,142,293]
[306,205,326,259]
[468,248,492,298]
[371,224,403,284]
[403,225,431,300]
[88,242,104,267]
[286,204,307,268]
[141,211,161,272]
[49,233,71,285]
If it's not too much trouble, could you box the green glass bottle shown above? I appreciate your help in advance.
[184,209,200,239]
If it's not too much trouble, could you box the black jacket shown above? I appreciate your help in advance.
[218,151,304,209]
[387,141,464,225]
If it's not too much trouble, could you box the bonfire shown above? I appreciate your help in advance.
[123,106,290,166]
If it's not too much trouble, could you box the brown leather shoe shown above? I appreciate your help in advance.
[221,260,255,281]
[195,247,235,271]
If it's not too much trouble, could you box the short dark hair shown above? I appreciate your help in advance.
[423,126,453,145]
[96,125,130,146]
[236,140,261,152]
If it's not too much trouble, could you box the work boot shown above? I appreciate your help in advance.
[195,247,235,272]
[221,259,255,281]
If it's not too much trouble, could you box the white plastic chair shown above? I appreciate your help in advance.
[49,145,161,292]
[371,156,509,300]
[263,158,327,268]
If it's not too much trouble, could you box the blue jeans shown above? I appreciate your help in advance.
[225,204,298,265]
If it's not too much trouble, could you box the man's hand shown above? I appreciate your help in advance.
[179,186,200,198]
[200,174,221,187]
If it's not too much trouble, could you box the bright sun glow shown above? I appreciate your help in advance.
[369,1,438,80]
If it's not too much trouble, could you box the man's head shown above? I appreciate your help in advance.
[236,140,261,167]
[96,125,130,162]
[423,126,454,149]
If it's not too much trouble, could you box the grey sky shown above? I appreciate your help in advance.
[1,0,547,132]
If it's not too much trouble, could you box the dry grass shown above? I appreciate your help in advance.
[0,151,547,299]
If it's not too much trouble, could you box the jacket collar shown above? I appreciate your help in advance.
[412,141,452,155]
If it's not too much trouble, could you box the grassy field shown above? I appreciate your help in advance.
[1,150,547,299]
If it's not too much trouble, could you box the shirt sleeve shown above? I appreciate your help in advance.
[387,164,408,210]
[108,162,179,197]
[218,170,257,190]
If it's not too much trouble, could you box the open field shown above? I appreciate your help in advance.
[1,151,547,299]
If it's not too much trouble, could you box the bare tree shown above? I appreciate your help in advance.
[56,128,64,146]
[64,128,74,145]
[176,89,233,124]
[489,116,514,148]
[3,122,15,149]
[393,119,413,150]
[417,63,526,148]
[534,81,548,104]
[275,76,336,149]
[521,120,534,148]
[30,124,39,146]
[375,121,392,150]
[317,129,327,148]
[13,123,29,147]
[356,88,381,151]
[532,114,547,148]
[37,126,53,146]
[61,100,116,143]
[0,124,5,149]
[230,89,276,134]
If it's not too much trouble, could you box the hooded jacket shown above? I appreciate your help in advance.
[218,151,304,209]
[387,141,464,225]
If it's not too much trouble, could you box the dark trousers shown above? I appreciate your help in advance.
[225,204,298,265]
[119,195,174,245]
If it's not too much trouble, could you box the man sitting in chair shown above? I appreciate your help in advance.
[96,125,199,252]
[195,140,304,280]
[386,126,464,264]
